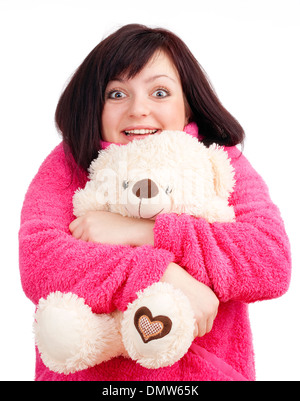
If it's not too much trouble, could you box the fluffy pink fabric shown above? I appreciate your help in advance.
[19,124,291,381]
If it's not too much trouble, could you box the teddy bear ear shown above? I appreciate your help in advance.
[207,144,235,198]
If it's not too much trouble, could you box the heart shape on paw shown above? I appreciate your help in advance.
[134,306,172,343]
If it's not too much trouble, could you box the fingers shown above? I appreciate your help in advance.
[69,217,79,233]
[69,217,84,240]
[206,316,215,335]
[195,315,216,338]
[193,322,199,338]
[197,321,209,338]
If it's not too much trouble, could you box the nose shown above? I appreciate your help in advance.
[128,96,150,118]
[132,179,159,199]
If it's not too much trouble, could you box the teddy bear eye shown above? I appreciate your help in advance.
[165,186,172,195]
[122,180,129,190]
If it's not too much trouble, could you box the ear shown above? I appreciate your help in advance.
[207,144,235,198]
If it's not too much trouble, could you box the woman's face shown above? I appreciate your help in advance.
[101,51,190,144]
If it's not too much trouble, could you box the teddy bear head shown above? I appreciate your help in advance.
[73,131,235,223]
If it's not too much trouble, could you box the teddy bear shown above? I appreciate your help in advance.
[34,130,235,375]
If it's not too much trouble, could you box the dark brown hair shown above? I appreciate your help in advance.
[55,24,245,171]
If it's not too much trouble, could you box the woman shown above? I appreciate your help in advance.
[19,24,291,381]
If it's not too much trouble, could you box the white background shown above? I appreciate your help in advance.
[1,0,299,381]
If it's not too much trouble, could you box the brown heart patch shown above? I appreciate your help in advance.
[134,306,172,343]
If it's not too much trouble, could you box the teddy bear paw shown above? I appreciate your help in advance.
[121,282,195,369]
[34,292,123,374]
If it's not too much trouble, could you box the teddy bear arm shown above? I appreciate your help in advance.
[34,292,126,374]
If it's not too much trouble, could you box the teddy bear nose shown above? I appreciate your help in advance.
[132,179,159,199]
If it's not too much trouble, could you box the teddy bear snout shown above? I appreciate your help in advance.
[132,179,159,200]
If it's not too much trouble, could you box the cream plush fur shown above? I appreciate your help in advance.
[34,131,235,374]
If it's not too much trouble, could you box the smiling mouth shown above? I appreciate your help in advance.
[124,129,159,136]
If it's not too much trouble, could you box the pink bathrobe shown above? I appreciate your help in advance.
[19,125,291,381]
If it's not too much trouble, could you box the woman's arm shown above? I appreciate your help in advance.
[19,144,174,313]
[153,146,292,303]
[69,210,155,246]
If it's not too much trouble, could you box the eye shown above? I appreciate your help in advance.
[165,186,172,195]
[107,90,126,99]
[152,88,169,98]
[122,180,129,190]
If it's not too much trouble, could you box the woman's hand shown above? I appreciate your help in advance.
[161,262,219,337]
[69,210,155,246]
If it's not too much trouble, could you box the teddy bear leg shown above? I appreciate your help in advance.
[34,292,125,374]
[121,282,195,369]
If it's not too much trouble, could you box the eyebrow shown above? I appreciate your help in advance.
[145,74,177,83]
[109,74,177,84]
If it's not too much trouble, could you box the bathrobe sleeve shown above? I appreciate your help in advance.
[19,144,174,313]
[153,146,291,303]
